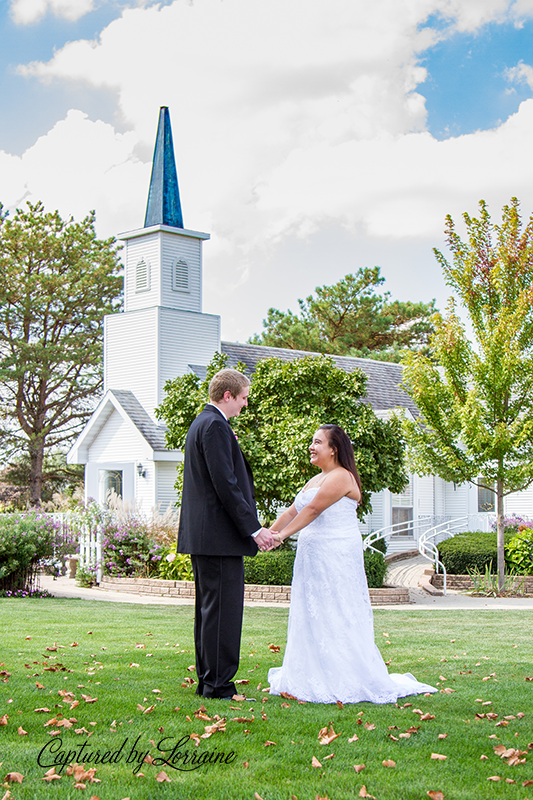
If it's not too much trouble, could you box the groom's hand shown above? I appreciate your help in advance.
[254,528,275,551]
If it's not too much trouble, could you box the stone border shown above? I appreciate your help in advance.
[99,576,410,605]
[431,573,533,593]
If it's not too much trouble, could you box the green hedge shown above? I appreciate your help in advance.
[244,541,387,588]
[437,531,512,574]
[0,512,57,593]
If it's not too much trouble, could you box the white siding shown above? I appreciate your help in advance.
[158,307,220,404]
[104,308,158,415]
[87,409,150,462]
[416,474,434,517]
[123,233,161,312]
[443,481,469,519]
[434,477,446,516]
[156,462,180,512]
[360,490,386,536]
[160,234,202,313]
[134,461,156,511]
[505,486,533,518]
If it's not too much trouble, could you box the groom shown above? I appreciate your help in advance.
[178,368,274,699]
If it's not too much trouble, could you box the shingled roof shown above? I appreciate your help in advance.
[109,390,168,450]
[220,341,417,415]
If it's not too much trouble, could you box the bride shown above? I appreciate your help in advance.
[267,424,436,704]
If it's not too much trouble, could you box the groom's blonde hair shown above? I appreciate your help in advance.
[209,369,250,402]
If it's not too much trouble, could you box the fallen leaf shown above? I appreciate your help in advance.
[487,776,501,781]
[359,787,375,799]
[4,773,24,784]
[480,755,489,760]
[0,715,8,725]
[42,768,61,782]
[35,682,45,689]
[431,753,447,760]
[17,726,28,736]
[232,694,246,702]
[311,756,322,768]
[337,701,343,710]
[264,740,276,747]
[235,680,250,684]
[323,754,335,761]
[155,771,171,783]
[382,759,396,767]
[348,734,359,742]
[427,792,445,800]
[523,779,533,786]
[353,764,365,773]
[438,733,448,739]
[364,722,376,731]
[420,713,436,721]
[318,724,341,745]
[254,794,264,800]
[268,644,281,653]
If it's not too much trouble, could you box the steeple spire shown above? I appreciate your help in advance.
[144,106,184,229]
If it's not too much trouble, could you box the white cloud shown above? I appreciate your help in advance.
[10,0,95,24]
[8,0,533,339]
[0,110,148,237]
[505,60,533,89]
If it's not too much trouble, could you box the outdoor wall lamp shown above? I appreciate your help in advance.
[137,463,146,478]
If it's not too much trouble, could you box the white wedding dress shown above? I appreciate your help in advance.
[268,488,437,704]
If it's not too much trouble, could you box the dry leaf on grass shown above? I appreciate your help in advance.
[254,794,264,800]
[0,716,8,725]
[364,722,376,731]
[318,724,341,745]
[348,734,359,742]
[431,753,447,760]
[42,768,61,782]
[264,741,276,747]
[487,776,501,781]
[4,773,24,784]
[358,786,375,799]
[382,759,396,767]
[155,771,171,783]
[311,756,322,768]
[427,792,445,800]
[353,764,365,773]
[17,727,27,736]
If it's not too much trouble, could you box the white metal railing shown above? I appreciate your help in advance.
[417,513,496,595]
[363,515,434,555]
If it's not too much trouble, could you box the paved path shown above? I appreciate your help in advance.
[39,569,533,611]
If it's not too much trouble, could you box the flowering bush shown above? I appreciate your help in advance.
[101,519,163,578]
[0,512,60,592]
[490,515,533,536]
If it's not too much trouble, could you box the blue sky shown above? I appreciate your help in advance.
[2,0,533,341]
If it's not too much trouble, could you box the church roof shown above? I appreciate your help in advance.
[220,341,417,415]
[110,390,168,450]
[144,106,184,229]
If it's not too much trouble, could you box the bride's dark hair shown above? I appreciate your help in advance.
[318,424,362,493]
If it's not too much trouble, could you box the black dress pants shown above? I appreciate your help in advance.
[191,554,244,698]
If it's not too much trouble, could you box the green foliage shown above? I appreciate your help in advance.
[401,198,533,587]
[244,545,296,586]
[0,451,84,510]
[157,352,407,523]
[76,562,98,588]
[158,543,194,581]
[249,268,436,362]
[0,511,58,591]
[363,550,387,588]
[437,531,514,574]
[0,201,123,505]
[467,562,526,596]
[101,519,163,578]
[505,528,533,575]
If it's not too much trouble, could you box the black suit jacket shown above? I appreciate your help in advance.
[177,405,260,556]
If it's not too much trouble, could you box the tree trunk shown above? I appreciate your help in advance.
[28,439,44,507]
[496,477,505,593]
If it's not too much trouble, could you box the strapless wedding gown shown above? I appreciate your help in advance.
[268,488,436,704]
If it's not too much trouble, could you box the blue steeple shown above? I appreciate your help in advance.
[144,107,184,229]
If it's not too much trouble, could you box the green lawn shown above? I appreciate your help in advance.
[1,599,533,800]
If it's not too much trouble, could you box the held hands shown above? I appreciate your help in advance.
[270,530,283,548]
[254,527,276,551]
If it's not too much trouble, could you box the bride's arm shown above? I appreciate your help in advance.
[274,470,359,542]
[270,504,298,533]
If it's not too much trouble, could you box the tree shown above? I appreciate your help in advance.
[156,352,407,522]
[0,201,123,505]
[249,267,436,362]
[401,198,533,591]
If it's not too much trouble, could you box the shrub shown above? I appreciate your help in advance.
[0,512,59,592]
[506,528,533,575]
[158,543,194,581]
[490,515,533,536]
[101,519,163,578]
[438,531,513,574]
[244,545,296,586]
[364,550,387,588]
